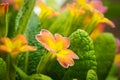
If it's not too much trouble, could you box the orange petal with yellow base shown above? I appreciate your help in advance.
[57,49,79,68]
[36,29,56,53]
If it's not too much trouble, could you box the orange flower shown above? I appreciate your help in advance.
[36,29,79,68]
[67,3,85,17]
[0,3,8,15]
[0,35,36,58]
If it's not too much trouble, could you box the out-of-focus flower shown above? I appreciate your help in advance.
[114,39,120,67]
[0,35,36,58]
[67,3,85,17]
[0,3,8,15]
[77,0,107,13]
[89,0,107,13]
[2,0,24,10]
[114,54,120,67]
[34,2,59,19]
[90,23,105,39]
[36,29,79,68]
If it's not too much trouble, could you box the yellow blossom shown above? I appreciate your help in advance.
[36,29,79,68]
[0,35,36,58]
[67,3,85,17]
[36,2,59,18]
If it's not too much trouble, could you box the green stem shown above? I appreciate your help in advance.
[13,64,29,80]
[24,52,29,73]
[36,52,55,74]
[7,55,16,80]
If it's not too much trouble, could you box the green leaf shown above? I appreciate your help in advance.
[106,64,118,80]
[0,57,7,80]
[30,74,53,80]
[15,0,36,35]
[18,13,44,75]
[86,69,98,80]
[93,33,116,80]
[0,4,8,38]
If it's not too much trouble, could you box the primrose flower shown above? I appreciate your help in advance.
[77,0,107,13]
[0,35,36,58]
[36,29,79,68]
[35,2,59,18]
[67,3,85,17]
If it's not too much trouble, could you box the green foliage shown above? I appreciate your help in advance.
[106,64,118,80]
[30,74,53,80]
[18,13,44,75]
[86,69,98,80]
[0,7,8,38]
[7,9,17,38]
[93,33,116,80]
[15,0,36,35]
[0,58,7,80]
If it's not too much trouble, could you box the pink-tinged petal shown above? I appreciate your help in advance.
[57,54,74,68]
[90,0,107,13]
[36,29,56,53]
[116,38,120,53]
[100,18,115,28]
[55,34,70,50]
[56,49,79,68]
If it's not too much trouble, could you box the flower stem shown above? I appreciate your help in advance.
[36,52,55,74]
[7,55,16,80]
[24,52,29,73]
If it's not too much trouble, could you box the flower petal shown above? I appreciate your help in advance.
[100,18,115,28]
[36,29,56,53]
[12,35,28,45]
[0,45,11,52]
[90,0,107,13]
[56,49,79,68]
[20,45,37,52]
[1,37,13,50]
[57,54,74,68]
[55,34,70,50]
